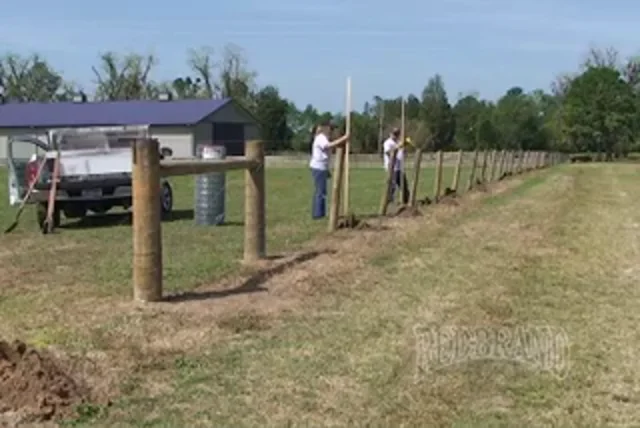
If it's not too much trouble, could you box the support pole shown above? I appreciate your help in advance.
[489,149,498,181]
[244,140,266,262]
[434,150,443,202]
[399,98,406,206]
[329,146,346,231]
[467,149,479,191]
[452,149,463,191]
[480,149,488,182]
[409,148,423,207]
[132,138,162,302]
[342,76,352,216]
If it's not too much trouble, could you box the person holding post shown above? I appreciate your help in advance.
[383,127,410,204]
[309,120,349,219]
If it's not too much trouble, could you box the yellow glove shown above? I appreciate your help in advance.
[404,137,414,147]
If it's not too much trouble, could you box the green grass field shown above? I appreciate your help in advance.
[0,164,472,344]
[15,161,640,427]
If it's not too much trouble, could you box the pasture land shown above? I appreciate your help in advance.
[3,163,638,427]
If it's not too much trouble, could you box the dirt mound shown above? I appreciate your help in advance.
[474,182,489,192]
[0,339,92,423]
[442,187,457,197]
[392,205,422,217]
[336,213,371,229]
[417,197,432,206]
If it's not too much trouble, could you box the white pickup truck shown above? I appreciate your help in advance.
[7,126,174,232]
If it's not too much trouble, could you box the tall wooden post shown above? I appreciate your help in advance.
[480,149,488,182]
[342,77,352,216]
[451,149,463,191]
[244,140,266,262]
[132,138,162,302]
[379,150,398,216]
[489,149,498,181]
[498,149,507,178]
[467,149,479,191]
[399,98,406,206]
[409,148,423,207]
[434,150,443,201]
[329,146,346,231]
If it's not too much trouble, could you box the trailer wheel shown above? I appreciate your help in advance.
[160,181,173,220]
[37,203,60,234]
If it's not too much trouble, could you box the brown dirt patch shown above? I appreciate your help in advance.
[416,197,432,206]
[336,213,371,229]
[473,182,489,192]
[0,339,99,424]
[392,205,423,217]
[438,195,460,206]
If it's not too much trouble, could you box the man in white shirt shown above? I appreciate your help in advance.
[309,120,349,219]
[383,128,410,204]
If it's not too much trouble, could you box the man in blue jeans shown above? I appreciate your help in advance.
[309,120,349,219]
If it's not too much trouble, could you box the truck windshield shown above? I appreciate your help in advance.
[55,130,110,151]
[53,129,144,151]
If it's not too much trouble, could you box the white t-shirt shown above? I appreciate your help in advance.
[309,133,331,170]
[383,138,404,171]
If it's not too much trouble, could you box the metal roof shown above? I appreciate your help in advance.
[0,98,232,128]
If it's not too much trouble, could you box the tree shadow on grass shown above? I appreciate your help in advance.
[164,249,336,303]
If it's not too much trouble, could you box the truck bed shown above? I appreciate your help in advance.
[45,147,132,177]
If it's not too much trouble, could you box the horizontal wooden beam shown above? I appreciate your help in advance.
[159,159,259,177]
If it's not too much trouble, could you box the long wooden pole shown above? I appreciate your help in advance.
[451,149,463,191]
[480,149,488,183]
[342,76,352,216]
[379,149,398,216]
[434,150,443,202]
[378,103,384,156]
[467,149,479,191]
[489,149,498,181]
[244,140,266,262]
[132,138,163,302]
[409,148,423,206]
[329,146,346,231]
[399,98,406,205]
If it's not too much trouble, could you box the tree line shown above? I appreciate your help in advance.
[1,44,639,158]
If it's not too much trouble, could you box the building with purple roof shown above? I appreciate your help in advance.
[0,97,259,161]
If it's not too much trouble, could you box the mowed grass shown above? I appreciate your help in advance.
[0,163,473,343]
[29,162,640,427]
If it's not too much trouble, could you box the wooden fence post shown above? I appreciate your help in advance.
[480,149,488,182]
[516,149,524,174]
[507,151,514,174]
[467,149,479,191]
[244,140,266,262]
[451,149,463,191]
[329,146,346,231]
[132,138,163,302]
[434,150,443,202]
[379,149,398,216]
[409,148,423,207]
[488,149,497,181]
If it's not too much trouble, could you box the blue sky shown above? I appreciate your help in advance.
[1,0,638,112]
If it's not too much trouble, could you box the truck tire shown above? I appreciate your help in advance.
[160,182,173,220]
[63,205,88,219]
[37,203,61,234]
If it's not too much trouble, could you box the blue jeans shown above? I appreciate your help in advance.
[389,170,410,204]
[311,168,328,219]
